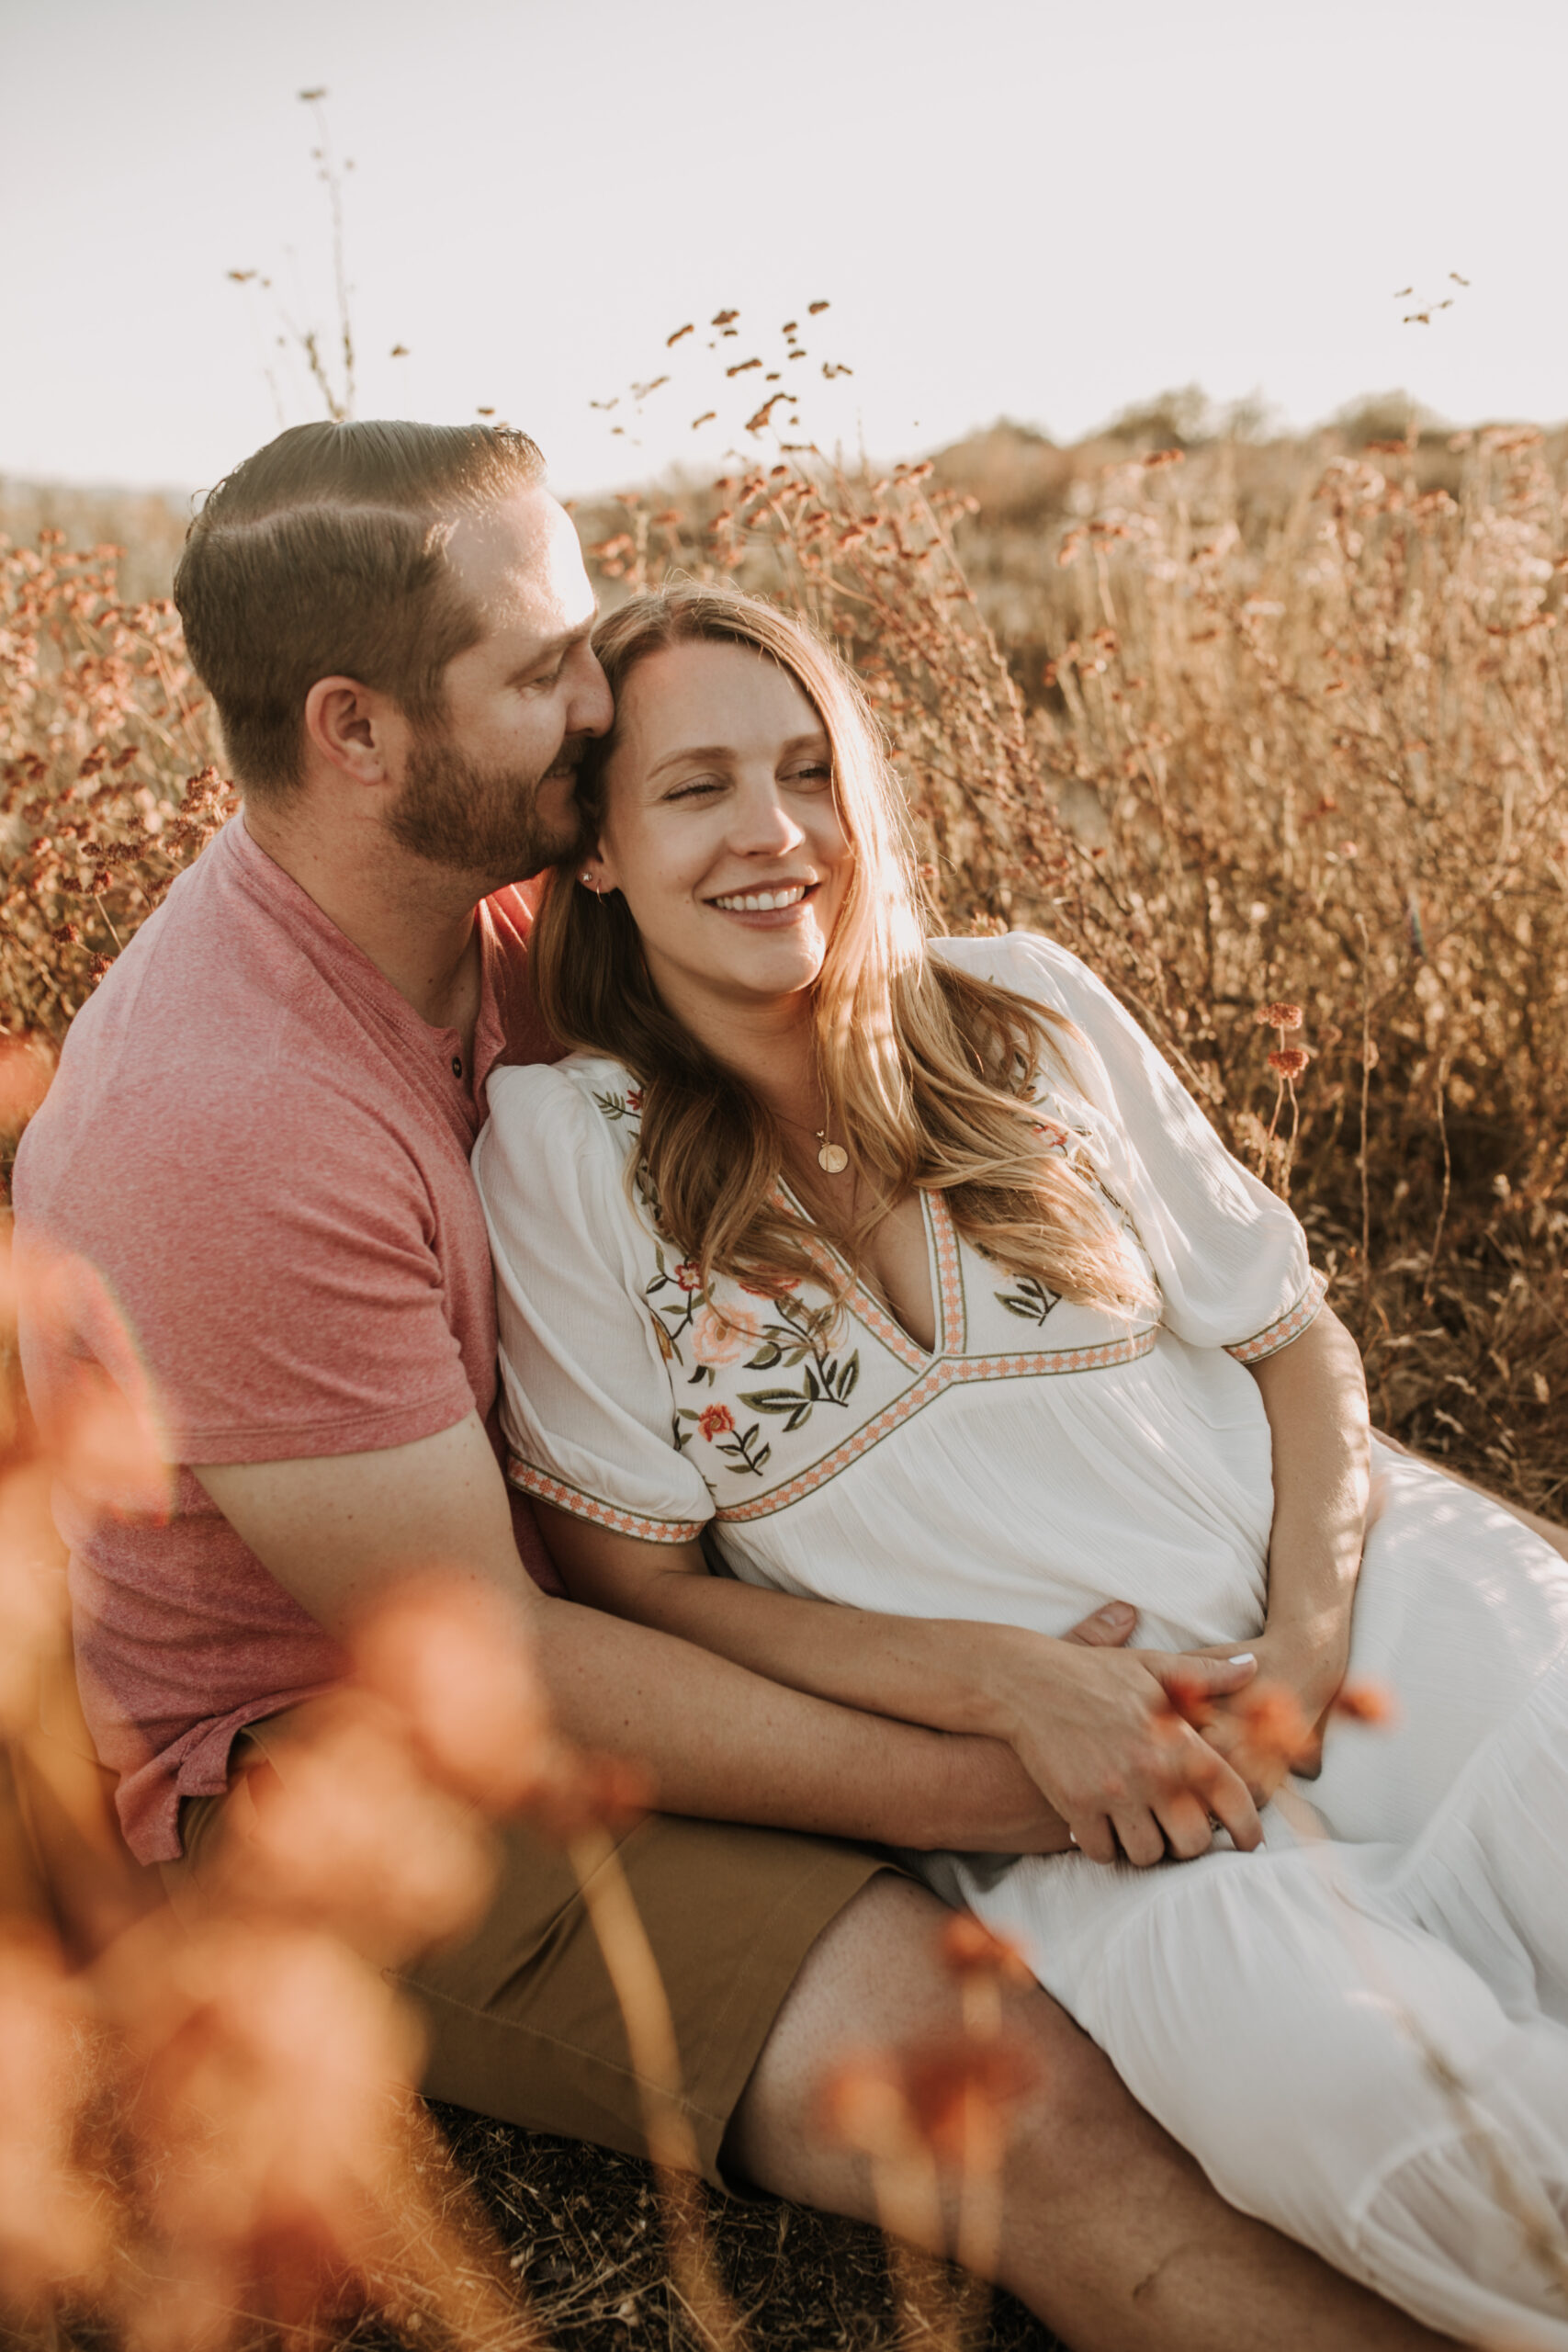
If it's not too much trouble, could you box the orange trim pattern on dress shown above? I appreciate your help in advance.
[1224,1269,1328,1365]
[929,1193,967,1353]
[718,1328,1157,1525]
[507,1456,707,1544]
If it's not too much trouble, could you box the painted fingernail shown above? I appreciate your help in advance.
[1228,1652,1257,1666]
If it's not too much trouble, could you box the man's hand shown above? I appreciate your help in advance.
[991,1632,1265,1867]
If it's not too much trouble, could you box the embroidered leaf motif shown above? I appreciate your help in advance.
[739,1351,860,1434]
[996,1275,1061,1326]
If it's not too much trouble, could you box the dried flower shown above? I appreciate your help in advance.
[936,1912,1034,1989]
[1332,1679,1398,1725]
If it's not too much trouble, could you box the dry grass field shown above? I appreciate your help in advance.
[3,395,1567,2349]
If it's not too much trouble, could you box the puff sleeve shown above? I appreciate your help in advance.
[935,933,1325,1361]
[474,1066,715,1541]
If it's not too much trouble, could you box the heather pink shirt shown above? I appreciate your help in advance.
[13,820,562,1863]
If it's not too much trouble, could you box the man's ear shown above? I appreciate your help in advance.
[302,675,404,788]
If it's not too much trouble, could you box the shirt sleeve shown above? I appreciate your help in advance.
[14,1064,478,1466]
[937,933,1325,1361]
[474,1067,715,1543]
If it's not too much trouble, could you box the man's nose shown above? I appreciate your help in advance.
[568,645,615,740]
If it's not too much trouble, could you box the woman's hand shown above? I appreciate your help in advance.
[1187,1613,1352,1804]
[991,1633,1266,1867]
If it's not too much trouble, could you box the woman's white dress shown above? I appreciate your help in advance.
[476,933,1568,2347]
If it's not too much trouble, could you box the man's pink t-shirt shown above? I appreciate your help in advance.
[12,820,562,1864]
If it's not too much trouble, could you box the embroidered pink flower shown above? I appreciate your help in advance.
[674,1261,702,1292]
[690,1304,761,1366]
[698,1404,735,1442]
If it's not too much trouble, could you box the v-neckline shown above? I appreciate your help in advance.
[776,1182,964,1366]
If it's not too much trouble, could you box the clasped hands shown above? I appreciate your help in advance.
[995,1603,1349,1869]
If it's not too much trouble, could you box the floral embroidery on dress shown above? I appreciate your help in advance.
[557,1047,1192,1529]
[679,1396,772,1477]
[592,1084,643,1121]
[645,1246,863,1476]
[995,1274,1062,1326]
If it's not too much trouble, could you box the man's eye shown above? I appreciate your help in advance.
[526,668,564,694]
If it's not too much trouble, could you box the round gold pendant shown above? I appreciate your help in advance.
[817,1140,850,1174]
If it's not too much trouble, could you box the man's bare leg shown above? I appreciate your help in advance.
[728,1875,1450,2352]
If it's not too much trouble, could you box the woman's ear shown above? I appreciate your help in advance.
[578,849,616,896]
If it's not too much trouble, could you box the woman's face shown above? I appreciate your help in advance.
[583,639,852,1029]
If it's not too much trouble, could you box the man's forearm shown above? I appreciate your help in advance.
[529,1594,1069,1854]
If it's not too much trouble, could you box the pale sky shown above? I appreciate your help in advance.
[4,0,1564,502]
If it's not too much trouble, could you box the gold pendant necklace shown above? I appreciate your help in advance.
[816,1133,850,1174]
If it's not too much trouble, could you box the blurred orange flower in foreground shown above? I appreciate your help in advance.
[818,2029,1038,2172]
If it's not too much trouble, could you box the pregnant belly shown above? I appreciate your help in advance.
[723,1350,1275,1649]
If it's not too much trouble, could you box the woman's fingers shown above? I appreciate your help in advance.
[1145,1648,1258,1703]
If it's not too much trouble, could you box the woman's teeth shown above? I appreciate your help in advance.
[713,885,807,912]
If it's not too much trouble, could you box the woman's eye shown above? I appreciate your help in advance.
[665,777,724,802]
[787,763,832,786]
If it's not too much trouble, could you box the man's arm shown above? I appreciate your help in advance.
[533,1501,1263,1864]
[193,1412,1072,1854]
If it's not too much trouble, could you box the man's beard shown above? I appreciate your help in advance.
[386,724,582,880]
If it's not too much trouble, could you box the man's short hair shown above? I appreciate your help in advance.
[174,419,547,800]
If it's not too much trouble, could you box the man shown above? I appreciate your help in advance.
[13,420,1446,2350]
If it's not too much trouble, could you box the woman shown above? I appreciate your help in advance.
[475,583,1568,2346]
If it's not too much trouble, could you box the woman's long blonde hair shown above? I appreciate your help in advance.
[531,582,1145,1314]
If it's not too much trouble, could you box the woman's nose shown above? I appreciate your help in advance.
[728,782,801,854]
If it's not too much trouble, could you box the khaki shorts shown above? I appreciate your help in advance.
[173,1723,887,2189]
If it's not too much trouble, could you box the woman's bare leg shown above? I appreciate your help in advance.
[728,1875,1450,2352]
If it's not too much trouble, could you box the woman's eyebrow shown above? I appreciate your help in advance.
[645,729,829,784]
[645,742,733,782]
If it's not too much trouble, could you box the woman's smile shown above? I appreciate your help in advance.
[707,877,818,922]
